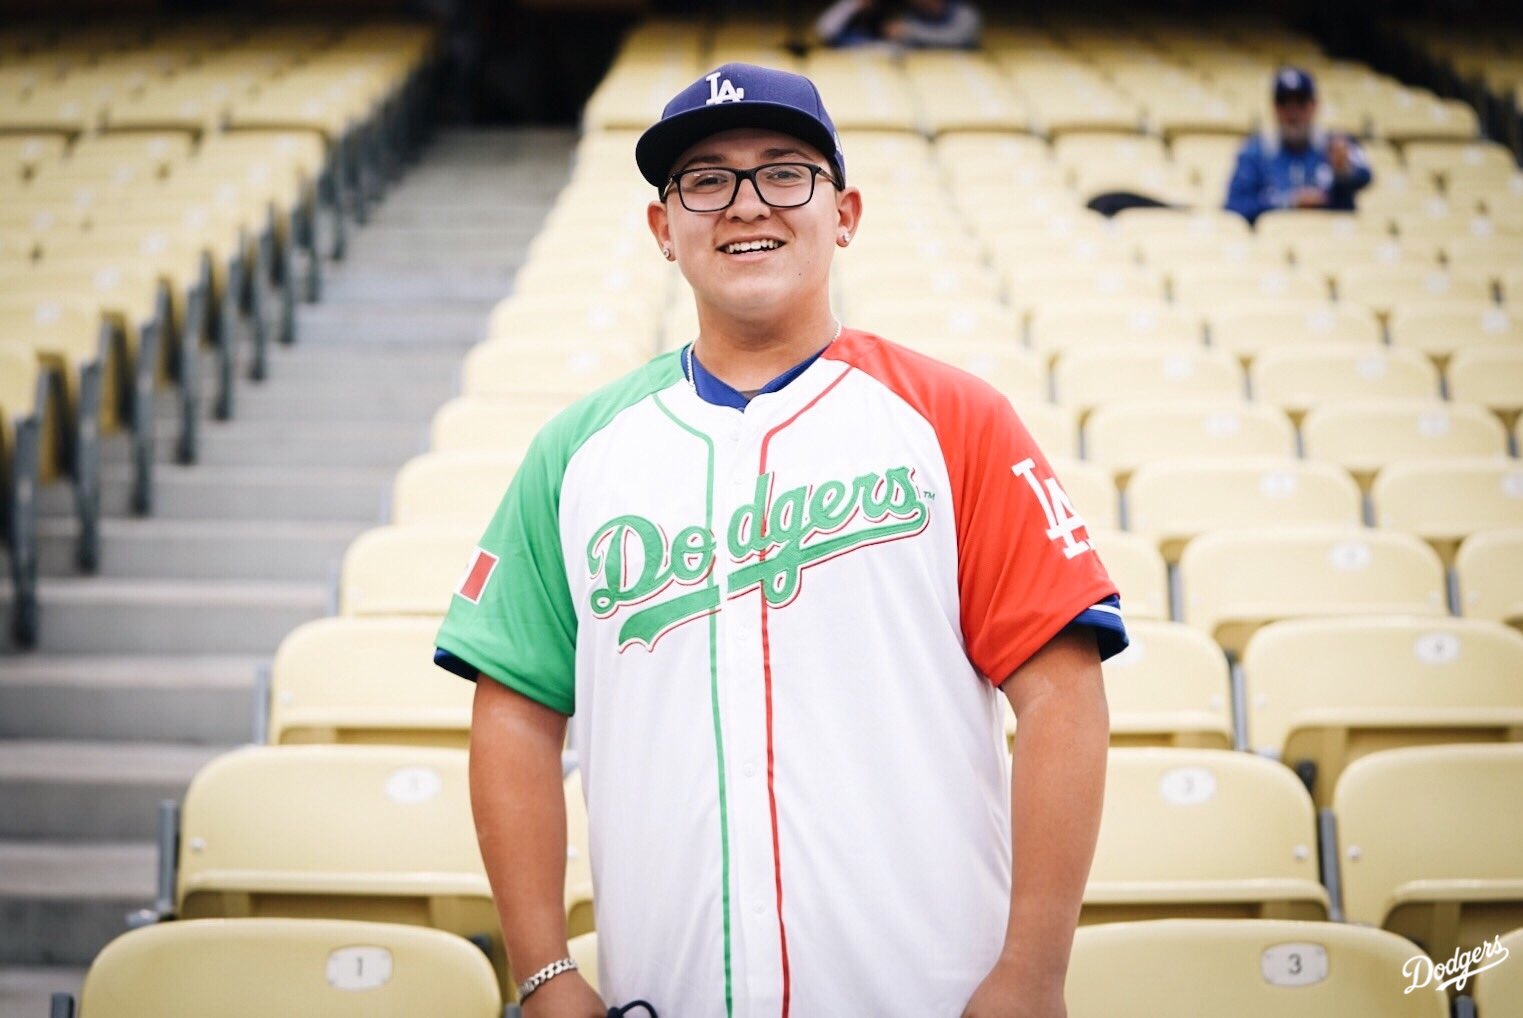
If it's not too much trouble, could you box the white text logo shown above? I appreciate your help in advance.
[704,71,745,105]
[1403,936,1509,994]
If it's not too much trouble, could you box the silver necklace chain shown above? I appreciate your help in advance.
[685,319,843,397]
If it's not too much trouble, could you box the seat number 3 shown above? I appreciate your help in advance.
[1011,458,1091,559]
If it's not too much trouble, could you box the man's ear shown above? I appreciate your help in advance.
[647,199,673,258]
[836,186,863,242]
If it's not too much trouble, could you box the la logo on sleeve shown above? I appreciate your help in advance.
[456,547,500,604]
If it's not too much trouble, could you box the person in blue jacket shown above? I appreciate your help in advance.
[1226,68,1373,224]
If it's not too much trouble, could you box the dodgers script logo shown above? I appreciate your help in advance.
[704,71,745,105]
[587,467,929,650]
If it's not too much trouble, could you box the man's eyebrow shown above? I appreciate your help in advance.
[677,153,724,171]
[677,147,815,172]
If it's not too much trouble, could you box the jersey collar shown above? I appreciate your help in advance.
[682,342,830,410]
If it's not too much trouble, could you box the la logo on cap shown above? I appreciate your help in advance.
[705,70,745,106]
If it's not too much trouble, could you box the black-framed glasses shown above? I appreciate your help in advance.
[662,162,841,212]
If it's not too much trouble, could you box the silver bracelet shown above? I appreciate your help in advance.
[517,956,579,1001]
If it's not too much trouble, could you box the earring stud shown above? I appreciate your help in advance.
[662,246,672,259]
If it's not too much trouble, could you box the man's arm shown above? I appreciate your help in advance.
[469,675,604,1016]
[963,627,1109,1018]
[1224,145,1271,224]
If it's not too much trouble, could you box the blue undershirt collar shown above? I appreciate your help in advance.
[681,343,829,410]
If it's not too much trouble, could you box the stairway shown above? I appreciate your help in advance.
[0,127,575,1013]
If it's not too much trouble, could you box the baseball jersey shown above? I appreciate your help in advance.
[435,329,1126,1016]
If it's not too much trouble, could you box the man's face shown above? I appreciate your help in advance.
[648,127,861,321]
[1275,96,1316,146]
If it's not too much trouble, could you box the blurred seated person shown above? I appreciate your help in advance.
[1226,68,1372,225]
[816,0,981,49]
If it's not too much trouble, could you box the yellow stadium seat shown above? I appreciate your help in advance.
[78,918,502,1018]
[1444,235,1523,273]
[1251,347,1439,418]
[1180,526,1448,655]
[1473,925,1523,1017]
[564,770,593,939]
[268,617,474,748]
[1172,264,1330,307]
[1207,302,1380,362]
[0,340,45,644]
[1254,208,1390,246]
[1373,459,1523,563]
[917,341,1045,402]
[1456,528,1523,629]
[1101,619,1232,748]
[568,931,599,994]
[484,297,658,353]
[1447,347,1523,426]
[1333,744,1523,963]
[1301,399,1508,487]
[1337,263,1494,317]
[849,300,1019,350]
[1089,528,1170,621]
[391,451,519,529]
[1085,400,1297,484]
[1051,456,1118,531]
[1053,344,1244,417]
[1029,302,1202,361]
[1404,139,1518,188]
[461,342,645,399]
[1244,616,1523,807]
[835,262,1002,314]
[176,745,505,990]
[1395,301,1523,365]
[1086,748,1328,922]
[1005,264,1166,321]
[338,524,479,618]
[1067,919,1448,1018]
[1006,398,1078,459]
[1128,458,1363,564]
[429,395,567,454]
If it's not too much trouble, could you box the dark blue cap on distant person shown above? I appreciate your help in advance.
[636,63,846,190]
[1273,67,1316,102]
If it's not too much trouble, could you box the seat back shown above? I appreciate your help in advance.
[1472,925,1523,1018]
[1333,744,1523,962]
[1456,528,1523,628]
[1447,347,1523,420]
[461,341,645,399]
[338,523,479,618]
[1301,399,1507,487]
[429,395,567,454]
[1089,528,1170,621]
[1372,459,1523,563]
[1086,400,1296,483]
[1101,619,1232,748]
[1087,748,1328,922]
[1053,344,1243,417]
[391,450,520,528]
[1250,346,1438,419]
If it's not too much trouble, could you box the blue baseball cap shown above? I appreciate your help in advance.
[1273,67,1316,103]
[636,62,846,190]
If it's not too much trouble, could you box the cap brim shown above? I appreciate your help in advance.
[636,102,840,188]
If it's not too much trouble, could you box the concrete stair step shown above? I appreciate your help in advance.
[220,381,456,423]
[0,967,87,1015]
[296,303,491,346]
[0,840,156,965]
[1,578,327,654]
[0,655,259,744]
[260,343,472,382]
[38,517,368,581]
[100,420,430,469]
[0,739,228,840]
[37,463,391,522]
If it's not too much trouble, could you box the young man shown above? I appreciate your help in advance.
[1226,67,1373,224]
[437,63,1124,1017]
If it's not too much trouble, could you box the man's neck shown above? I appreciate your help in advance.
[691,299,840,392]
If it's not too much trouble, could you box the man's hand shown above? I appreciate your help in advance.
[962,957,1065,1018]
[883,18,909,41]
[1293,185,1328,208]
[521,970,606,1018]
[1328,135,1352,175]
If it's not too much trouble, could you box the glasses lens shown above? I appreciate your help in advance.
[678,168,737,211]
[755,164,817,208]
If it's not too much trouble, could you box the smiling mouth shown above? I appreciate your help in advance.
[719,239,785,254]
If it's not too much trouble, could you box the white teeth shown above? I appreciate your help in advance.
[723,239,781,253]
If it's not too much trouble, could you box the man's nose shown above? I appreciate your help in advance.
[727,176,770,219]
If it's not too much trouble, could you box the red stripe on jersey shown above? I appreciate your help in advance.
[457,548,499,604]
[823,329,1119,684]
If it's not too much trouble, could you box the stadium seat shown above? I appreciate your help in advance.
[391,451,519,529]
[565,769,593,939]
[568,931,600,994]
[1128,458,1362,563]
[1178,526,1448,655]
[76,918,502,1018]
[1455,528,1523,629]
[1333,744,1523,962]
[1088,529,1170,621]
[1243,616,1523,806]
[1389,302,1522,362]
[1028,302,1202,361]
[462,342,646,399]
[176,745,504,987]
[1251,347,1440,419]
[849,299,1019,350]
[1100,619,1232,748]
[1066,919,1448,1018]
[1372,459,1523,562]
[267,617,473,748]
[1207,302,1380,362]
[1254,209,1390,246]
[1085,748,1328,922]
[429,395,568,454]
[1005,264,1166,322]
[338,524,479,618]
[1085,400,1297,484]
[914,341,1045,401]
[1053,344,1244,417]
[1051,456,1119,531]
[0,340,46,644]
[1447,347,1523,426]
[1301,399,1508,486]
[1007,399,1078,459]
[1337,263,1495,318]
[484,297,658,353]
[1172,264,1330,307]
[1471,925,1523,1017]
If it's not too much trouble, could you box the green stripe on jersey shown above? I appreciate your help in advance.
[434,353,683,715]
